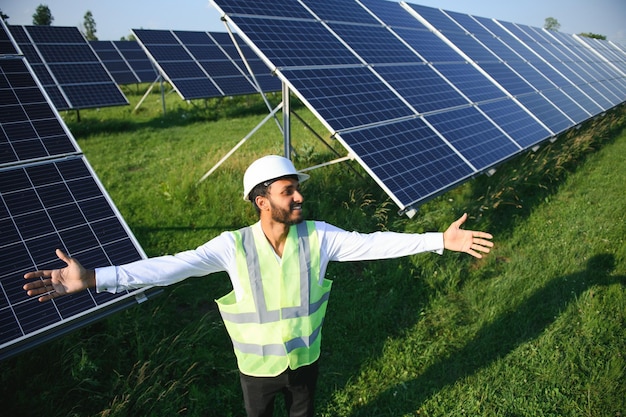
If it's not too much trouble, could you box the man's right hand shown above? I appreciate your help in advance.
[23,249,95,302]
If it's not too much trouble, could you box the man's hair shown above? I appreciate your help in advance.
[248,182,269,215]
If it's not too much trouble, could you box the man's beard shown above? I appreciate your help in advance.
[269,199,303,225]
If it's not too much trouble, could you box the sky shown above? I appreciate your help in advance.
[2,0,625,45]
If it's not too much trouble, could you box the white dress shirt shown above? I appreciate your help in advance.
[96,221,444,300]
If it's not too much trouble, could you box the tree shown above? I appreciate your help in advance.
[83,10,97,41]
[544,17,560,31]
[578,32,606,40]
[32,4,53,26]
[1,9,9,22]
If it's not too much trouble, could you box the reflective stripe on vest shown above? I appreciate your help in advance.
[216,221,332,377]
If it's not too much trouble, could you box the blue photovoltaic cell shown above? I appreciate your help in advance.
[207,31,280,93]
[472,15,509,38]
[360,0,426,29]
[496,20,535,45]
[576,80,614,110]
[434,62,506,102]
[114,41,159,83]
[393,27,465,63]
[424,106,521,169]
[540,88,589,123]
[281,66,415,131]
[443,10,489,36]
[443,31,499,62]
[478,98,551,148]
[474,33,522,63]
[575,70,622,104]
[550,61,590,86]
[0,59,78,165]
[558,36,598,62]
[134,28,226,99]
[181,30,280,95]
[1,25,18,55]
[301,0,380,24]
[171,30,250,96]
[213,0,312,18]
[232,17,361,68]
[516,93,573,134]
[326,22,423,64]
[133,29,279,100]
[498,36,543,64]
[560,84,603,115]
[359,0,467,64]
[526,60,569,88]
[404,3,465,33]
[373,64,468,113]
[7,25,128,110]
[587,76,623,105]
[479,62,535,96]
[339,117,475,207]
[91,41,139,85]
[90,40,157,84]
[505,61,554,91]
[8,25,71,110]
[224,34,277,91]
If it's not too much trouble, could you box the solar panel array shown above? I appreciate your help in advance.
[209,0,626,213]
[132,29,281,100]
[0,21,155,360]
[90,40,158,84]
[7,24,128,111]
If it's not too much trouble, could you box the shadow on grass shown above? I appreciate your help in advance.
[341,253,624,416]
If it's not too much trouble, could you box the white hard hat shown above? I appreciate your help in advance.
[243,155,310,201]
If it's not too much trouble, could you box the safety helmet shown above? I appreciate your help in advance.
[243,155,310,201]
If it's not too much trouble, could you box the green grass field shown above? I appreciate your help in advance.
[2,86,625,417]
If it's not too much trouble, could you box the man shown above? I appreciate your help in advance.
[23,155,494,417]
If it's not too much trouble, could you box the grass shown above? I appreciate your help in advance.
[2,85,625,417]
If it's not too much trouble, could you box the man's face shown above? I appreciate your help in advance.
[265,178,304,225]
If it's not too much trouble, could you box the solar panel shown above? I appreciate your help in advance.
[90,40,158,84]
[0,21,155,360]
[208,0,626,213]
[7,25,128,111]
[132,29,280,100]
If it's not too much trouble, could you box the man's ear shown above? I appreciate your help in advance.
[255,195,270,211]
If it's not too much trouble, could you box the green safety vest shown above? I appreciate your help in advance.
[216,221,332,377]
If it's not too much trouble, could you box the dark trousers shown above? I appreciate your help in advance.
[239,361,319,417]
